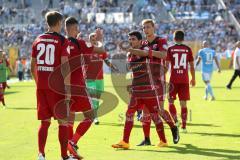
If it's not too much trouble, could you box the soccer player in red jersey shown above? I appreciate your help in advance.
[86,32,118,125]
[64,17,106,159]
[112,31,172,149]
[31,11,73,160]
[166,30,196,133]
[136,19,179,146]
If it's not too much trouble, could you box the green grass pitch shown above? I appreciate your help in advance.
[0,71,240,160]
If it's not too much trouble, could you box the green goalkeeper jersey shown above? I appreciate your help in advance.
[0,60,8,83]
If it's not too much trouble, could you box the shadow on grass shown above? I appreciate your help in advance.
[100,122,220,129]
[4,91,19,95]
[118,144,240,160]
[187,123,221,127]
[99,122,155,129]
[194,86,240,89]
[189,132,240,138]
[6,107,36,110]
[215,99,240,102]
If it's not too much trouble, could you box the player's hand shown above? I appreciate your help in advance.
[112,65,120,73]
[76,32,82,39]
[95,28,103,42]
[119,40,131,52]
[190,79,196,87]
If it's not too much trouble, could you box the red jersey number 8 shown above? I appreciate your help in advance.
[37,43,55,65]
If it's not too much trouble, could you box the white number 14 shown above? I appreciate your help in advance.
[173,53,187,69]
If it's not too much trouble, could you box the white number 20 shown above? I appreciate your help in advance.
[173,53,187,69]
[37,43,55,65]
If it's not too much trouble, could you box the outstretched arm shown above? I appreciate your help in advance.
[104,59,119,72]
[128,48,166,59]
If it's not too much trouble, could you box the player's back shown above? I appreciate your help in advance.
[32,32,69,89]
[199,48,215,73]
[167,44,193,84]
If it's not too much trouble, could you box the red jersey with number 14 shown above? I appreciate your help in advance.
[31,32,69,89]
[166,44,194,84]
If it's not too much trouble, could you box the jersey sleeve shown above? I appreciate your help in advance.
[188,48,194,62]
[102,52,108,60]
[61,38,70,57]
[158,38,168,51]
[198,50,202,58]
[78,40,94,55]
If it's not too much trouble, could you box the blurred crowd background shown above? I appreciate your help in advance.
[0,0,239,78]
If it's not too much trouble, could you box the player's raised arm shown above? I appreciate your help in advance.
[89,30,106,54]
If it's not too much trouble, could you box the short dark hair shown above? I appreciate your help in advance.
[128,31,142,40]
[174,30,184,41]
[65,16,78,27]
[45,11,63,27]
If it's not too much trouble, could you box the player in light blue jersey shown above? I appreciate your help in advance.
[196,41,221,101]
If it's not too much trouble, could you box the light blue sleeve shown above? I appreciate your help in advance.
[212,49,216,57]
[198,50,203,58]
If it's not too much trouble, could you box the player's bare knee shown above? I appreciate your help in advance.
[84,110,95,121]
[57,119,68,125]
[180,101,187,107]
[42,119,51,123]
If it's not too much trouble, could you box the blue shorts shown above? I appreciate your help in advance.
[202,72,212,81]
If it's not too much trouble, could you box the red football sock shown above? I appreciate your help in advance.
[181,107,188,129]
[123,113,134,143]
[68,123,74,141]
[142,114,151,138]
[169,103,177,123]
[161,110,175,128]
[0,93,3,101]
[156,122,166,143]
[72,118,92,144]
[58,125,68,158]
[38,121,50,155]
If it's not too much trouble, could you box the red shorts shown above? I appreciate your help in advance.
[130,85,166,101]
[70,95,93,112]
[169,83,190,101]
[37,89,66,120]
[128,94,163,111]
[0,83,3,90]
[0,82,6,90]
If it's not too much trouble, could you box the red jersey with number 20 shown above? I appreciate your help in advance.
[31,32,69,89]
[166,44,194,84]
